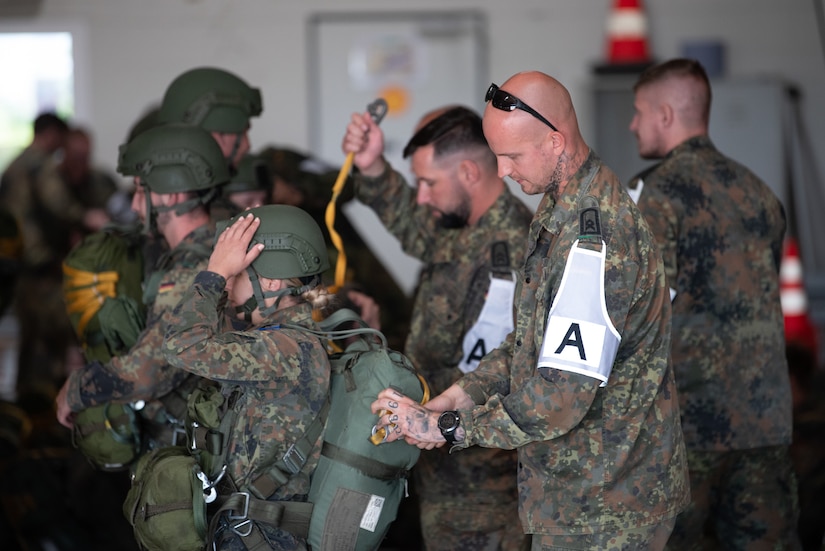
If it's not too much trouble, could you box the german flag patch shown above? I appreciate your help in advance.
[158,282,176,294]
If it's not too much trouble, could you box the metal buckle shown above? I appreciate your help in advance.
[231,519,253,538]
[197,465,226,504]
[281,443,305,474]
[171,425,187,447]
[189,421,199,450]
[227,491,250,521]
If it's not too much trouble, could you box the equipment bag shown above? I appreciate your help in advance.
[71,401,141,472]
[123,445,208,551]
[289,309,429,551]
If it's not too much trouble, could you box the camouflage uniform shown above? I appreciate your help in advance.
[0,146,89,398]
[453,151,689,545]
[63,224,214,430]
[354,164,533,550]
[630,136,800,550]
[163,271,330,551]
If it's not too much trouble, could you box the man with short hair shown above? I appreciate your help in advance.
[343,105,533,550]
[369,72,689,550]
[628,58,800,550]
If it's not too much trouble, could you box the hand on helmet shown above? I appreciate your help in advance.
[207,213,264,280]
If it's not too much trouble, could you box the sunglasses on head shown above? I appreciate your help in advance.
[485,83,558,132]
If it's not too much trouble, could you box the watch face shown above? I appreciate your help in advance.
[438,411,459,431]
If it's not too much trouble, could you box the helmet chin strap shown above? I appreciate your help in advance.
[227,133,244,174]
[233,269,315,322]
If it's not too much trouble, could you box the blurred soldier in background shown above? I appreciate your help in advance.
[0,112,108,403]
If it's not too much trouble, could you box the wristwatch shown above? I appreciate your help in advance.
[437,410,461,445]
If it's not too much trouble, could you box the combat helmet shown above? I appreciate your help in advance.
[117,123,230,231]
[219,204,329,320]
[158,67,262,134]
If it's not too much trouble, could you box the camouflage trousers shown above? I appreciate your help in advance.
[666,446,801,551]
[419,496,529,551]
[531,519,675,551]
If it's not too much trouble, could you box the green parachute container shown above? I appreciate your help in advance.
[305,311,428,551]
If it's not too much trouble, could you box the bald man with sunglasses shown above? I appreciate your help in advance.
[370,71,690,551]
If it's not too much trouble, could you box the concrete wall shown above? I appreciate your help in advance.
[1,0,821,186]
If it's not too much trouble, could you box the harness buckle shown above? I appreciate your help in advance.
[281,443,305,474]
[227,491,250,521]
[231,519,253,538]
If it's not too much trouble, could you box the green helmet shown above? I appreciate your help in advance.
[223,154,271,195]
[158,67,262,133]
[233,204,329,279]
[219,205,329,321]
[117,123,229,232]
[117,123,229,194]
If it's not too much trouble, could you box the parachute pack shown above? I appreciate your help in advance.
[125,309,429,551]
[63,224,147,364]
[62,224,147,471]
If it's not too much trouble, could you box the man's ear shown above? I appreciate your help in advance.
[547,129,565,156]
[459,159,481,186]
[660,102,674,128]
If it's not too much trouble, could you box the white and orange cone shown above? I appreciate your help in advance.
[605,0,652,65]
[780,237,819,355]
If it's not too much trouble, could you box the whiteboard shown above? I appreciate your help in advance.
[308,11,488,295]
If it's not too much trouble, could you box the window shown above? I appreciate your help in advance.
[0,32,74,171]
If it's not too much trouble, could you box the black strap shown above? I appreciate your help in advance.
[321,441,410,481]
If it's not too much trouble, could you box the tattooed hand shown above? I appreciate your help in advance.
[371,387,446,450]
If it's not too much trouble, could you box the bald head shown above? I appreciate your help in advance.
[482,71,589,197]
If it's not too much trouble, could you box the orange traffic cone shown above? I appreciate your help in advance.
[605,0,652,65]
[780,237,818,355]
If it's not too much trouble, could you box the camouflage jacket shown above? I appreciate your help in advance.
[455,151,689,535]
[631,136,792,451]
[65,223,214,412]
[354,164,532,502]
[163,271,330,498]
[0,146,87,270]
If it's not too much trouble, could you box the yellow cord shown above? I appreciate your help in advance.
[324,153,355,295]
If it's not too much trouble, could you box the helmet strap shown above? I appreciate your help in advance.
[235,268,316,321]
[227,133,244,173]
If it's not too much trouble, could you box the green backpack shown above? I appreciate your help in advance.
[63,225,147,471]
